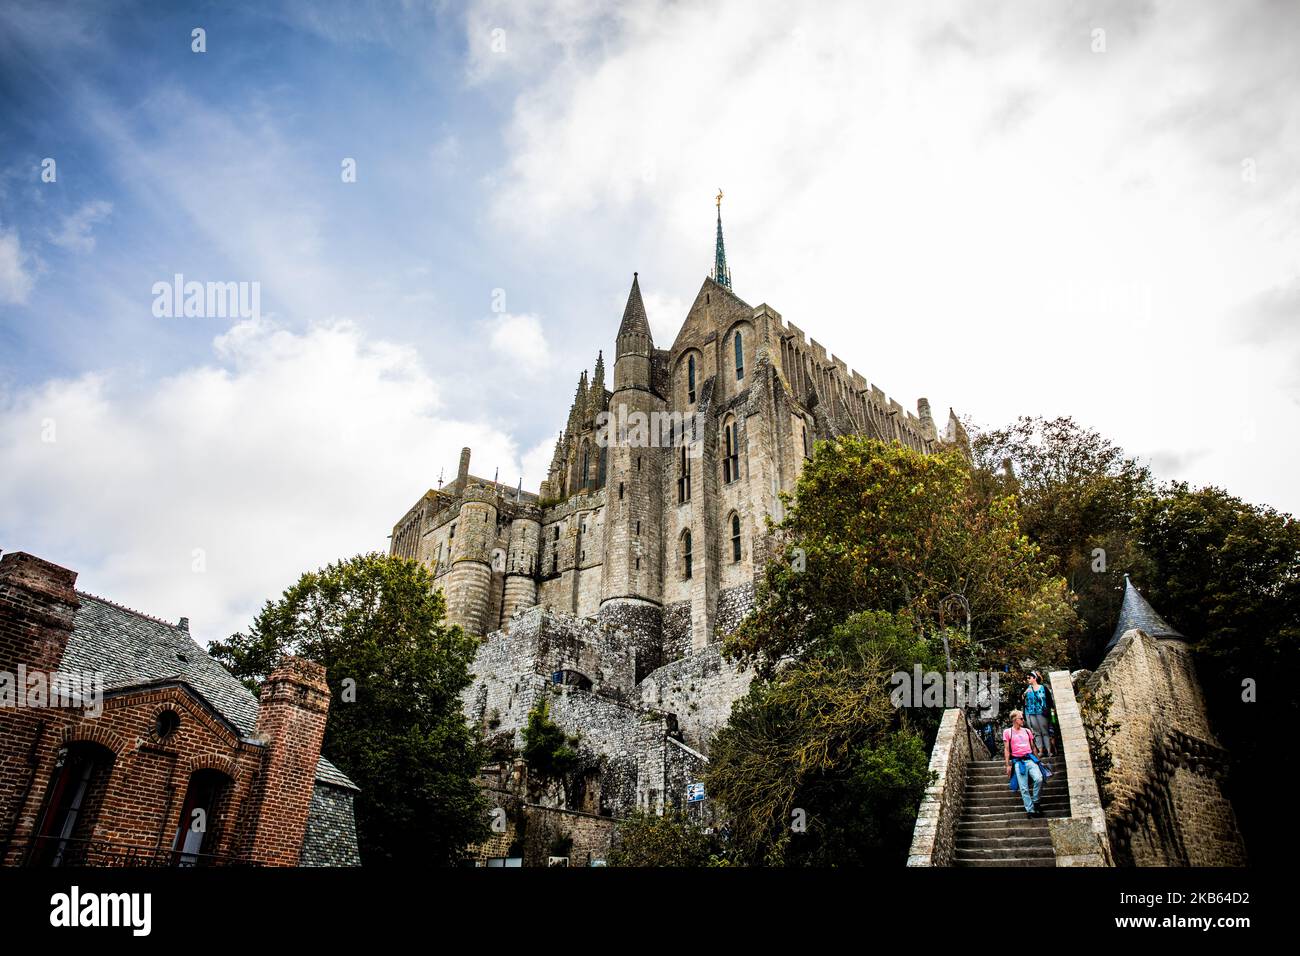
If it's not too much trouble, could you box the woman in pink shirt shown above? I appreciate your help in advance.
[1004,709,1044,817]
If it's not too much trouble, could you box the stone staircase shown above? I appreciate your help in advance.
[954,758,1070,867]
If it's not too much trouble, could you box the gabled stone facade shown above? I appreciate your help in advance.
[391,225,962,830]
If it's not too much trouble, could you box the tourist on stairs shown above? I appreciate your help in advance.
[1004,710,1044,818]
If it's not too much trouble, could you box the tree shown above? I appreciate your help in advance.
[209,553,489,866]
[609,810,726,867]
[520,699,583,804]
[1131,483,1300,864]
[710,611,937,865]
[971,416,1154,664]
[728,436,1073,679]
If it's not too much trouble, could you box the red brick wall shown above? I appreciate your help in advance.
[246,657,330,866]
[0,552,332,868]
[0,552,80,860]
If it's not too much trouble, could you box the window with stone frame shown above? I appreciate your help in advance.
[681,530,693,580]
[730,512,742,562]
[722,417,739,483]
[677,443,691,502]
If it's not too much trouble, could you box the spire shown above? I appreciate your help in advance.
[567,371,588,430]
[1105,575,1186,653]
[587,350,607,419]
[712,188,732,290]
[617,273,652,343]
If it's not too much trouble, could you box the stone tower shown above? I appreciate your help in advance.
[599,274,668,680]
[444,448,498,636]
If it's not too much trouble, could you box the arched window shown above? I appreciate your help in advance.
[172,768,233,866]
[33,742,116,867]
[687,354,697,404]
[801,424,810,459]
[734,330,744,380]
[731,513,742,562]
[682,531,693,580]
[722,419,739,483]
[580,443,591,488]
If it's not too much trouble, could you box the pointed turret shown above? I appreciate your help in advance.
[711,189,732,290]
[614,274,654,392]
[566,370,589,430]
[1106,575,1186,653]
[587,350,607,420]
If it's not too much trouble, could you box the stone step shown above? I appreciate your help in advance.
[955,856,1056,867]
[956,836,1054,851]
[963,796,1070,811]
[966,779,1068,792]
[957,819,1052,834]
[959,810,1070,822]
[967,765,1067,777]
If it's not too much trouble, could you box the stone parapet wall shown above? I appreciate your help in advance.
[907,708,986,866]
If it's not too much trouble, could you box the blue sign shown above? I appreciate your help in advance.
[687,782,706,803]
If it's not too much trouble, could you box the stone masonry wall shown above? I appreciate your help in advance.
[907,708,986,867]
[637,645,753,755]
[1085,629,1245,866]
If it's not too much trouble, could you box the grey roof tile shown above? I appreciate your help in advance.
[63,593,357,791]
[1106,575,1186,653]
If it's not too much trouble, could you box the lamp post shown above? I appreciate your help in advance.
[940,593,974,754]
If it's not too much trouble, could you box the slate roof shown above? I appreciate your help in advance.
[1105,575,1186,653]
[617,273,653,342]
[63,593,358,791]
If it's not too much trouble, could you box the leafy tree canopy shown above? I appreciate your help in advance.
[209,553,489,866]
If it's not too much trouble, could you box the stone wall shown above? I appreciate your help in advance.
[637,645,754,755]
[1047,669,1111,866]
[906,708,987,867]
[1085,629,1246,866]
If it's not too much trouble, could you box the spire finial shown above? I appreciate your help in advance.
[712,189,732,290]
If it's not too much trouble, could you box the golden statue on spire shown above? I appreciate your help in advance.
[716,188,723,209]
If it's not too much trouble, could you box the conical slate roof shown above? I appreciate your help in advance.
[1105,575,1185,652]
[617,273,653,343]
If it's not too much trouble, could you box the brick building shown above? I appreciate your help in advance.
[0,550,360,867]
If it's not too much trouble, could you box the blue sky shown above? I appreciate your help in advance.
[2,0,1297,643]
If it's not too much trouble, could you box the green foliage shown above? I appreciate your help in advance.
[972,416,1155,663]
[1078,687,1118,807]
[521,699,581,781]
[1132,482,1299,862]
[609,810,724,867]
[208,552,489,866]
[728,436,1072,679]
[709,610,937,866]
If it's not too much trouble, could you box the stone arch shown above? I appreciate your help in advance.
[673,348,704,409]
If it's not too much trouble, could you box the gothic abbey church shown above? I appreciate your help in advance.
[389,202,966,835]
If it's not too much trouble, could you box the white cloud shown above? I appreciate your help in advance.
[50,199,113,252]
[0,227,35,303]
[0,318,524,644]
[474,0,1300,515]
[487,311,552,374]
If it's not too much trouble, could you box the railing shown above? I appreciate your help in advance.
[6,836,261,868]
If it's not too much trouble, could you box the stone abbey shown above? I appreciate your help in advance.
[386,202,966,857]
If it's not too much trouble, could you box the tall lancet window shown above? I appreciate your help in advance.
[734,330,744,380]
[581,443,591,489]
[723,419,739,483]
[678,443,691,502]
[731,512,742,562]
[687,355,697,404]
[682,531,693,580]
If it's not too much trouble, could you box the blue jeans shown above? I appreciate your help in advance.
[1013,758,1042,812]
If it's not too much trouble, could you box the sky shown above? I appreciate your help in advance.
[1,0,1297,645]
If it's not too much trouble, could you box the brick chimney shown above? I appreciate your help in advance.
[0,551,80,675]
[248,656,330,866]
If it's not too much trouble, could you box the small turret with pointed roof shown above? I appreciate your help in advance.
[587,350,607,420]
[614,273,654,392]
[1106,574,1186,654]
